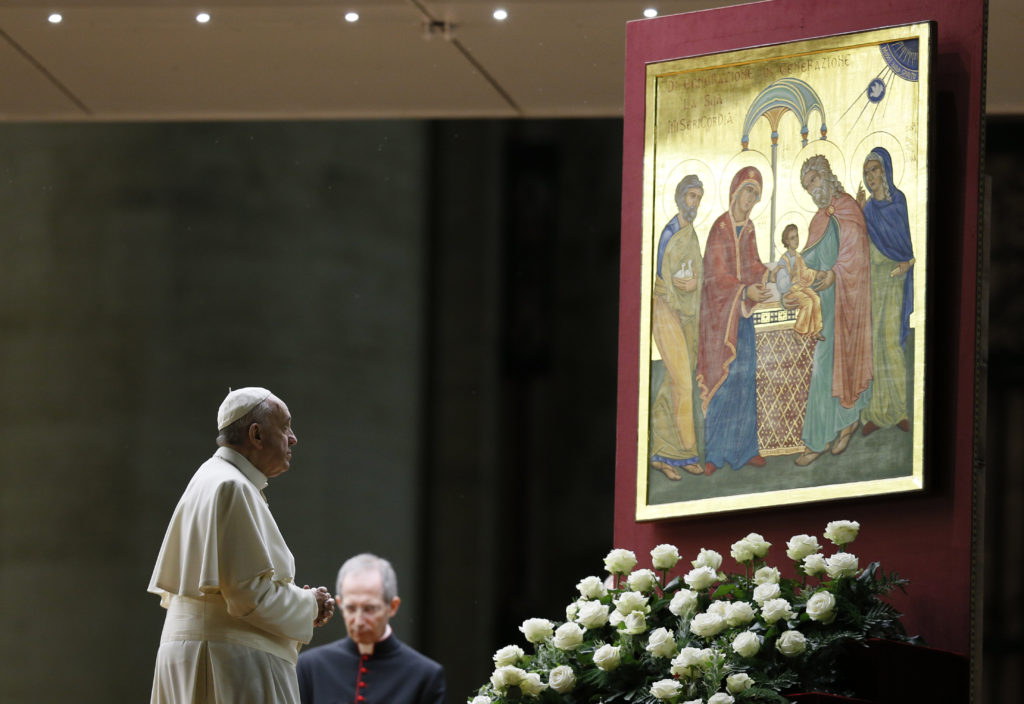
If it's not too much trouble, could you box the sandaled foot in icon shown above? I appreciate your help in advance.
[652,461,681,481]
[831,420,860,455]
[795,442,831,466]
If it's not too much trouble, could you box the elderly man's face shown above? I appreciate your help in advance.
[255,397,297,478]
[802,168,832,209]
[338,570,400,646]
[680,187,703,222]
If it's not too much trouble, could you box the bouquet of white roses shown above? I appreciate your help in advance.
[469,520,914,704]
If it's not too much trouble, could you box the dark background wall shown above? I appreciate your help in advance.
[0,119,621,703]
[0,116,1018,702]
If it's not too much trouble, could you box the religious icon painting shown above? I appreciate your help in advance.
[635,22,932,519]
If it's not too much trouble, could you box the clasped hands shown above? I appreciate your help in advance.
[305,585,336,627]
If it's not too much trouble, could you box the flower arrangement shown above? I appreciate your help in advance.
[469,521,915,704]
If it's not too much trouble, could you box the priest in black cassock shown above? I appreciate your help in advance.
[297,553,445,704]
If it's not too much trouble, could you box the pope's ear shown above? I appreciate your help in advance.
[248,422,262,445]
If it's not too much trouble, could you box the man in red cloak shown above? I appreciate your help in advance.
[795,154,873,465]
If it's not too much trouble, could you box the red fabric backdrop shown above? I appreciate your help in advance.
[616,0,985,656]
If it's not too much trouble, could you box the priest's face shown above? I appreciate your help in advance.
[339,569,401,646]
[802,168,833,209]
[255,397,297,478]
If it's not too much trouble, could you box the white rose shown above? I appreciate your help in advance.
[692,548,723,570]
[683,700,704,704]
[708,693,736,704]
[609,610,625,627]
[470,696,492,704]
[604,548,638,575]
[706,600,729,618]
[730,538,756,563]
[552,622,585,650]
[732,630,761,657]
[548,665,576,694]
[776,629,807,656]
[576,575,607,599]
[760,598,796,624]
[727,673,755,693]
[825,552,860,579]
[669,589,699,617]
[744,533,772,558]
[786,534,822,561]
[802,553,827,576]
[593,644,621,671]
[725,601,756,627]
[753,566,781,585]
[824,520,860,547]
[752,582,781,604]
[690,612,726,638]
[490,665,526,691]
[674,646,711,668]
[651,679,683,700]
[651,543,681,570]
[614,591,649,615]
[628,568,659,593]
[518,672,547,698]
[623,610,648,634]
[806,590,837,624]
[565,601,580,621]
[575,600,610,629]
[492,644,524,667]
[684,565,718,591]
[646,627,677,658]
[519,618,553,643]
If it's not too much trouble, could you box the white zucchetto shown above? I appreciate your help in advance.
[217,387,273,430]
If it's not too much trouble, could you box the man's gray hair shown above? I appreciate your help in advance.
[337,553,399,602]
[864,152,891,201]
[800,154,845,195]
[216,399,275,446]
[674,174,704,211]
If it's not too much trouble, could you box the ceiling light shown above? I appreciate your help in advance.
[48,13,62,24]
[196,12,211,24]
[643,8,659,18]
[344,12,359,23]
[493,9,508,21]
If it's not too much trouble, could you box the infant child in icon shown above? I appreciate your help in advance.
[770,223,826,342]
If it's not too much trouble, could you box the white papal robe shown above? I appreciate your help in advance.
[148,446,317,704]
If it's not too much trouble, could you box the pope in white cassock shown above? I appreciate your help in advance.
[148,387,335,703]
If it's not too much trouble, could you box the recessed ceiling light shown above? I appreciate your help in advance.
[493,8,508,21]
[48,13,62,24]
[196,12,211,24]
[344,12,359,23]
[643,8,659,18]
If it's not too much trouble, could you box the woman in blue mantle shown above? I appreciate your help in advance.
[858,147,915,436]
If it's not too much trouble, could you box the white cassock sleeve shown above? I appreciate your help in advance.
[149,451,317,646]
[213,480,317,645]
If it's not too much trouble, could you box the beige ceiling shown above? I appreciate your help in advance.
[0,0,1018,122]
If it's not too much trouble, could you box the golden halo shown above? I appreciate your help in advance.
[720,149,774,223]
[659,158,717,234]
[791,139,848,213]
[850,131,907,195]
